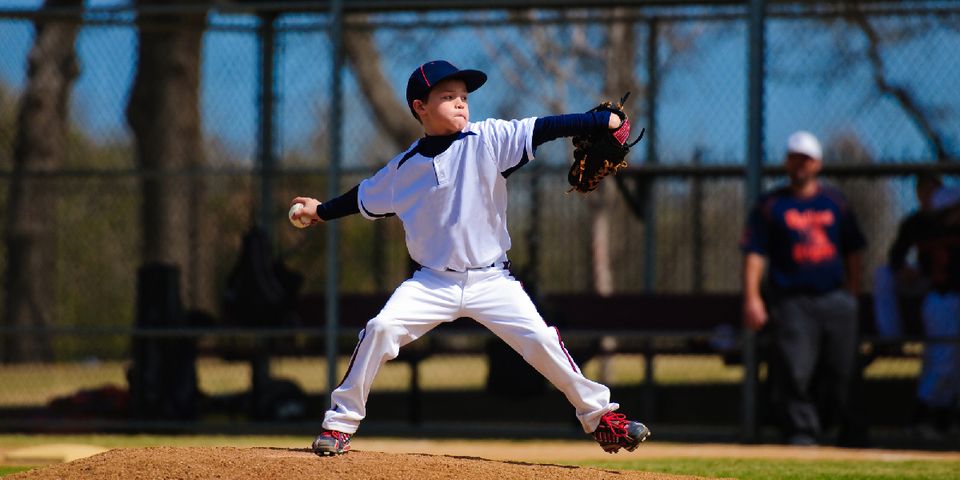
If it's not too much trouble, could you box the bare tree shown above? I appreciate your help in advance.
[343,15,422,150]
[848,14,951,162]
[591,8,639,296]
[477,8,642,295]
[3,0,81,363]
[0,84,17,162]
[126,0,212,313]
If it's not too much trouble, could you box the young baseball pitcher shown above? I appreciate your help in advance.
[290,60,650,456]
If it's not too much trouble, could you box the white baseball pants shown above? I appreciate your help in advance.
[322,265,618,434]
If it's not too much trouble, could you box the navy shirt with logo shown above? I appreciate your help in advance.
[741,185,866,294]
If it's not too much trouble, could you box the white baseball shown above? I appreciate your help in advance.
[288,203,310,229]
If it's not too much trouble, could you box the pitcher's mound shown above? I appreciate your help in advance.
[8,446,718,480]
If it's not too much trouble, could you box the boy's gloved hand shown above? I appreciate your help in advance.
[568,92,643,194]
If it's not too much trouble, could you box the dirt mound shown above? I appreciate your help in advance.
[8,446,717,480]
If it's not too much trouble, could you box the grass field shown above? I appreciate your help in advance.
[585,458,960,480]
[6,459,957,480]
[0,354,919,407]
[0,468,30,476]
[1,435,958,479]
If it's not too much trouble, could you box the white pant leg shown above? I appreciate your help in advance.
[917,291,960,408]
[323,269,461,434]
[462,268,618,433]
[872,266,903,338]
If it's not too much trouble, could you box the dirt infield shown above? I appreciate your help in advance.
[6,439,960,479]
[7,447,719,480]
[354,438,960,462]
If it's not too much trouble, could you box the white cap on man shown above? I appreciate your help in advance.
[786,131,822,160]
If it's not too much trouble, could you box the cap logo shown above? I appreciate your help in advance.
[420,64,431,87]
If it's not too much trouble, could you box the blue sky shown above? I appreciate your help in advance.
[1,2,957,168]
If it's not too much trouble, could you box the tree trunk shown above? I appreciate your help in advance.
[592,9,638,296]
[343,15,422,149]
[126,1,211,313]
[2,0,81,363]
[590,186,617,296]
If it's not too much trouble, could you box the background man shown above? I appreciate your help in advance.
[741,131,867,446]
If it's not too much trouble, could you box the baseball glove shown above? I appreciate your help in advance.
[568,92,644,194]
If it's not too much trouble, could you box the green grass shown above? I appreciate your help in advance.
[0,466,33,476]
[584,458,960,480]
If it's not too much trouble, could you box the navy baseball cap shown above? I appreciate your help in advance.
[406,60,487,117]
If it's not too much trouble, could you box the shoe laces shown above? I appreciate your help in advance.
[596,412,631,440]
[321,430,350,442]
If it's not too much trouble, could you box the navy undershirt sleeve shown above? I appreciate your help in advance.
[500,111,614,179]
[532,111,612,150]
[317,184,361,221]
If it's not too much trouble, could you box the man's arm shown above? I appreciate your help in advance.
[742,252,768,331]
[888,213,919,271]
[844,252,863,297]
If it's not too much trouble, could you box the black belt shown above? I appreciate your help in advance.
[417,260,512,272]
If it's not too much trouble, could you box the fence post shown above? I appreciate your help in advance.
[643,18,659,293]
[254,11,278,417]
[742,0,767,444]
[257,11,277,243]
[692,148,704,293]
[326,0,345,399]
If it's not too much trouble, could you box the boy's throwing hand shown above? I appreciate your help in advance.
[289,197,322,227]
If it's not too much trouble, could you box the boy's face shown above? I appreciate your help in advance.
[414,79,469,135]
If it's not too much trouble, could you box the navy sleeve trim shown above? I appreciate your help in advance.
[532,111,611,150]
[501,150,531,179]
[397,143,421,169]
[317,184,362,221]
[499,112,611,178]
[360,199,395,218]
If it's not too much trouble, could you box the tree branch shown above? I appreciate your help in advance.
[851,14,950,162]
[343,15,422,150]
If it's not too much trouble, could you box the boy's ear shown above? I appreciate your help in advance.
[412,99,426,116]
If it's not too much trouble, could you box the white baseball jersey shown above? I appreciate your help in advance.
[323,116,620,437]
[357,118,536,271]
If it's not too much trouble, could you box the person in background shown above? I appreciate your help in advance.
[872,173,944,342]
[741,131,867,446]
[880,172,960,439]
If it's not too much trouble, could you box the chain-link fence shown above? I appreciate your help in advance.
[0,1,958,441]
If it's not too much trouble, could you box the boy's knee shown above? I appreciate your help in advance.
[523,326,560,350]
[365,316,395,336]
